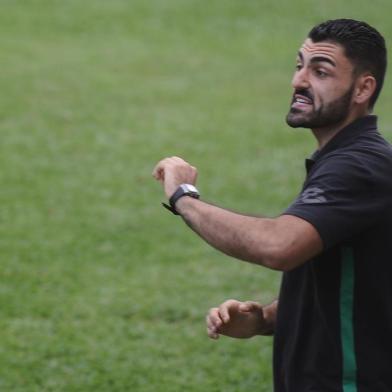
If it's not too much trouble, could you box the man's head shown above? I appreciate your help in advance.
[286,19,387,130]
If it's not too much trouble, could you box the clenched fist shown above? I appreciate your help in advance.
[152,156,198,198]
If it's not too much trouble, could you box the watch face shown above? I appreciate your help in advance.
[181,184,198,193]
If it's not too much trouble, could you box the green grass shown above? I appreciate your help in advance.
[1,1,392,390]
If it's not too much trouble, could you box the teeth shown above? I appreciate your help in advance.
[297,98,309,104]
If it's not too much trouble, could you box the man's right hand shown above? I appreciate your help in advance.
[206,299,274,340]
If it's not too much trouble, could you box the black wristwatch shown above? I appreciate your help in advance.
[162,184,200,215]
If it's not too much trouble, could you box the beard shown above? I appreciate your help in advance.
[286,83,355,129]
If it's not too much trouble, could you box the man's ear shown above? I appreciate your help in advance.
[353,74,377,105]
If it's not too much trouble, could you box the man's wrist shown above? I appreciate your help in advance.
[175,194,198,214]
[162,184,200,215]
[257,300,278,336]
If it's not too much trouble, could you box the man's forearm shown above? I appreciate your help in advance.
[153,156,322,270]
[175,196,285,270]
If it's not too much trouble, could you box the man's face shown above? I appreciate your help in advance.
[286,38,356,129]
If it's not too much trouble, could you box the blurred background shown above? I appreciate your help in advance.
[1,1,392,390]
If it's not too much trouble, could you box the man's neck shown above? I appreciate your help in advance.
[312,109,370,150]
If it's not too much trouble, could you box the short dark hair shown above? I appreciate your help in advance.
[308,19,387,109]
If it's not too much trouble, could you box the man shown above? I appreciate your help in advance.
[152,19,392,391]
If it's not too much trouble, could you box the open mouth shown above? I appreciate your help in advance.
[291,93,313,109]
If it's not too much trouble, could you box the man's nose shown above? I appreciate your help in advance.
[291,68,310,90]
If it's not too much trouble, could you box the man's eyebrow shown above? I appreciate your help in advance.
[309,56,336,67]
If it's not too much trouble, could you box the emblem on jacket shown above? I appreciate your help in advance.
[299,187,327,204]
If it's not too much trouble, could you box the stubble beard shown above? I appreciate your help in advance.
[286,84,355,130]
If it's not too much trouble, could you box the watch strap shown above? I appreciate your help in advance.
[162,184,200,215]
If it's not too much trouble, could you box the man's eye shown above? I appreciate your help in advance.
[316,69,327,77]
[295,64,302,71]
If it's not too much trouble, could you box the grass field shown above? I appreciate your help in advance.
[1,1,392,391]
